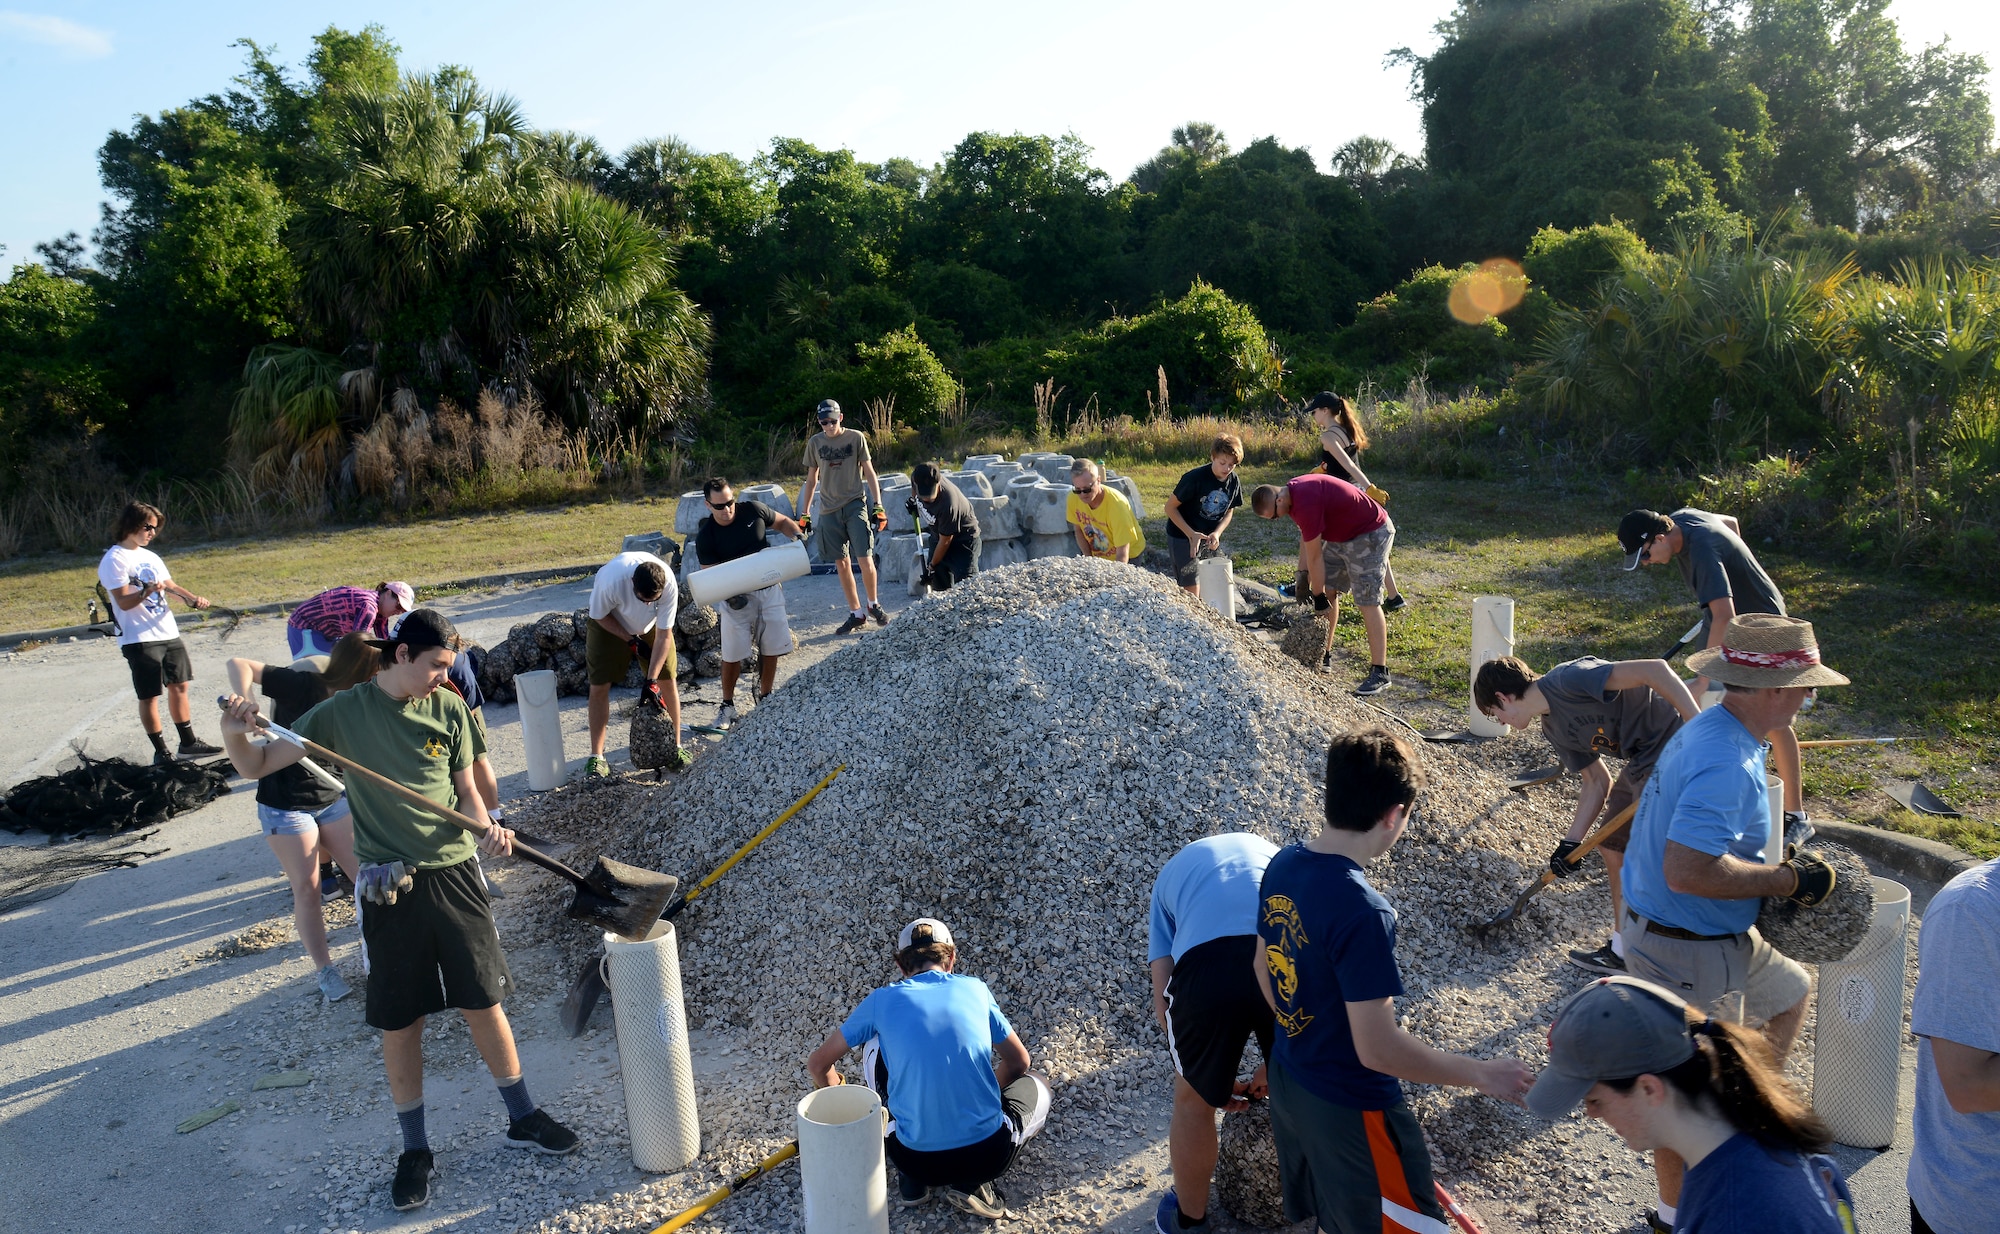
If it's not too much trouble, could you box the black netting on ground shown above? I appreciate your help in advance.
[0,830,170,915]
[0,750,233,839]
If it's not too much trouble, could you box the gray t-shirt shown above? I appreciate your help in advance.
[804,429,873,513]
[1536,656,1686,780]
[1909,858,2000,1226]
[1671,509,1785,635]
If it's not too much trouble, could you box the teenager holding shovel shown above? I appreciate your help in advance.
[218,610,579,1213]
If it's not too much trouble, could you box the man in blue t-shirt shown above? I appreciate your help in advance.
[1147,832,1279,1234]
[806,918,1052,1222]
[1255,729,1532,1234]
[1617,614,1847,1233]
[1907,857,2000,1234]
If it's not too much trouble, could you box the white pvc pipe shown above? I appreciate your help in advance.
[1812,877,1911,1149]
[797,1085,890,1234]
[1197,556,1236,619]
[1765,776,1784,864]
[515,669,565,791]
[603,923,701,1171]
[1467,596,1516,737]
[686,542,811,607]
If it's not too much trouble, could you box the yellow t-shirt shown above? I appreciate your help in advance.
[1066,488,1146,559]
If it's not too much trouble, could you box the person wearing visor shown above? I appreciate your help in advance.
[1616,507,1807,831]
[796,398,890,634]
[1616,614,1848,1233]
[909,462,981,591]
[1528,975,1856,1233]
[692,475,803,730]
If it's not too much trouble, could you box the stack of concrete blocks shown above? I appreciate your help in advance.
[1102,469,1147,519]
[738,483,795,552]
[1011,472,1080,559]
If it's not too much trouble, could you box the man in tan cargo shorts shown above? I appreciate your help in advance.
[582,551,685,775]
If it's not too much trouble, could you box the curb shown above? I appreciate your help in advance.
[0,564,599,651]
[1815,818,1984,887]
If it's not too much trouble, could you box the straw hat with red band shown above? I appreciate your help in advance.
[1686,613,1850,689]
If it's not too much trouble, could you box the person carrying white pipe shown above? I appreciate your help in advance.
[1906,856,2000,1234]
[1302,393,1404,613]
[1147,833,1278,1234]
[583,551,684,775]
[1250,475,1395,696]
[1473,654,1701,974]
[805,918,1053,1221]
[796,398,891,634]
[1614,614,1847,1234]
[692,475,803,731]
[216,609,579,1214]
[1163,435,1244,595]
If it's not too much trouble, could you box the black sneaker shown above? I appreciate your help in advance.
[152,748,177,767]
[178,737,223,758]
[943,1181,1010,1220]
[897,1171,931,1207]
[504,1108,579,1155]
[868,602,890,626]
[1354,666,1392,696]
[1568,943,1626,974]
[391,1149,435,1211]
[836,614,867,635]
[1381,594,1407,613]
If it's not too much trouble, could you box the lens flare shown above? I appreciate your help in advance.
[1449,258,1528,325]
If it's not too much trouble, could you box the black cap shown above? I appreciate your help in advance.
[816,398,841,421]
[1617,510,1675,571]
[911,462,943,498]
[1302,390,1342,412]
[367,608,463,655]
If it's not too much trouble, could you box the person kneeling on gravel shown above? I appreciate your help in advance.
[584,550,685,775]
[1250,476,1394,697]
[910,462,981,591]
[806,918,1052,1221]
[1255,728,1532,1234]
[1474,654,1700,975]
[1148,833,1279,1234]
[693,476,803,730]
[217,610,579,1213]
[1616,614,1847,1234]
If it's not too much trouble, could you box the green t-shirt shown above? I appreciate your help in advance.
[293,681,485,868]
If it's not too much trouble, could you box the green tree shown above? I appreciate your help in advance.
[0,263,122,478]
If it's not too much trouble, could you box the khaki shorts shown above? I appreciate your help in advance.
[584,620,675,686]
[1320,518,1395,608]
[813,496,874,564]
[1619,911,1812,1025]
[718,586,795,660]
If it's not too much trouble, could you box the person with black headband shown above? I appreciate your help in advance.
[216,610,580,1213]
[909,462,980,591]
[1529,975,1856,1233]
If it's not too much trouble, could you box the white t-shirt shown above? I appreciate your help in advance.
[97,544,179,645]
[588,551,676,636]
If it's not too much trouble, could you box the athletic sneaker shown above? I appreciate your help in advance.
[1645,1208,1672,1234]
[943,1182,1010,1220]
[1568,943,1626,975]
[836,614,867,635]
[1354,666,1392,696]
[151,748,176,767]
[714,702,738,732]
[504,1108,580,1155]
[317,963,352,1003]
[178,737,223,758]
[665,746,694,773]
[1154,1187,1210,1234]
[897,1171,931,1207]
[868,602,890,627]
[1321,650,1333,670]
[319,866,342,901]
[1382,594,1407,613]
[584,755,611,778]
[391,1149,435,1211]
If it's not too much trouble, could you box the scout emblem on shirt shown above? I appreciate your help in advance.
[422,736,449,759]
[1589,724,1617,755]
[1262,894,1314,1037]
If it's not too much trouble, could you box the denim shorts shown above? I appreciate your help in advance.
[257,797,351,837]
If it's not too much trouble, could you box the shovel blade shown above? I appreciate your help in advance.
[558,955,608,1037]
[1886,780,1962,818]
[566,858,679,940]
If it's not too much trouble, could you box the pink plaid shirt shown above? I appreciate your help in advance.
[287,586,380,642]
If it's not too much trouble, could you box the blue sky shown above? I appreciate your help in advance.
[2,0,1996,268]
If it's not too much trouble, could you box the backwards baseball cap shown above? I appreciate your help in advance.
[911,461,943,498]
[816,398,842,421]
[897,917,954,950]
[1525,976,1698,1120]
[367,607,463,655]
[1616,510,1675,571]
[378,580,417,610]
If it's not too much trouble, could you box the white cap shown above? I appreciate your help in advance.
[897,918,953,950]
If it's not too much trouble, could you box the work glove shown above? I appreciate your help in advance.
[1311,593,1331,613]
[1365,485,1390,505]
[357,861,414,906]
[916,559,935,587]
[627,637,647,661]
[725,593,749,610]
[1549,839,1585,877]
[905,496,920,521]
[1782,814,1815,859]
[640,681,667,714]
[870,506,888,532]
[798,515,812,535]
[1782,850,1838,906]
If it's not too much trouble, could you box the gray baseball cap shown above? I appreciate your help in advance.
[1526,976,1697,1119]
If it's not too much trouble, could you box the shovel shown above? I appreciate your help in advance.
[1505,765,1565,792]
[1885,780,1962,818]
[1474,801,1638,932]
[558,764,845,1037]
[225,701,678,939]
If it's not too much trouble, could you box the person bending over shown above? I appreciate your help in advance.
[910,462,981,591]
[806,918,1052,1222]
[1250,477,1396,696]
[1163,436,1244,595]
[583,551,684,775]
[693,476,803,730]
[218,610,578,1213]
[1303,393,1403,612]
[98,501,220,763]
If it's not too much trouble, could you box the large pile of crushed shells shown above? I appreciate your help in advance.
[513,556,1663,1233]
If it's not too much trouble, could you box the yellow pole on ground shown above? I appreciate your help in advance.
[648,1142,799,1234]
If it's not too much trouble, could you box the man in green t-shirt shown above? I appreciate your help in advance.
[219,610,579,1213]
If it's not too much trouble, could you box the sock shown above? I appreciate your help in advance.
[497,1074,535,1122]
[1610,931,1627,959]
[174,721,198,746]
[1371,663,1387,672]
[1176,1203,1206,1228]
[147,729,169,755]
[851,608,865,619]
[1656,1198,1677,1228]
[395,1098,429,1153]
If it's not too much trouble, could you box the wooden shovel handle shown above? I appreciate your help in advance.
[1568,800,1638,863]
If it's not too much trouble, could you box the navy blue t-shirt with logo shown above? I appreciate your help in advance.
[1257,844,1406,1109]
[1167,463,1243,541]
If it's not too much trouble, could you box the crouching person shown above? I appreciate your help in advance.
[806,918,1052,1221]
[219,610,578,1213]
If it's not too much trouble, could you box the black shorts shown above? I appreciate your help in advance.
[361,858,512,1031]
[882,1073,1052,1190]
[929,536,980,592]
[1166,935,1275,1108]
[121,638,193,700]
[1268,1061,1445,1234]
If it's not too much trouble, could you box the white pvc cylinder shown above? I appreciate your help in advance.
[515,669,565,791]
[1812,877,1911,1149]
[603,923,701,1172]
[1198,556,1236,618]
[1764,776,1784,865]
[1467,596,1516,737]
[687,542,810,607]
[797,1085,890,1234]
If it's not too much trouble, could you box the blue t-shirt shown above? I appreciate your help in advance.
[839,970,1014,1152]
[1909,858,2000,1229]
[1677,1133,1854,1234]
[1257,845,1405,1109]
[1621,706,1772,935]
[1149,833,1280,963]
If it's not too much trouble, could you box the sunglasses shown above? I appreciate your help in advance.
[707,498,736,510]
[141,524,160,532]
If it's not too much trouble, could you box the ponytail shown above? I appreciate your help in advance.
[1606,1010,1831,1154]
[1333,397,1368,454]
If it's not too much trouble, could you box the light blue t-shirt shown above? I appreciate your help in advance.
[1909,858,2000,1229]
[1621,705,1771,936]
[839,970,1014,1152]
[1148,833,1280,963]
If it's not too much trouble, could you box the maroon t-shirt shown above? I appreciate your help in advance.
[1287,474,1386,544]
